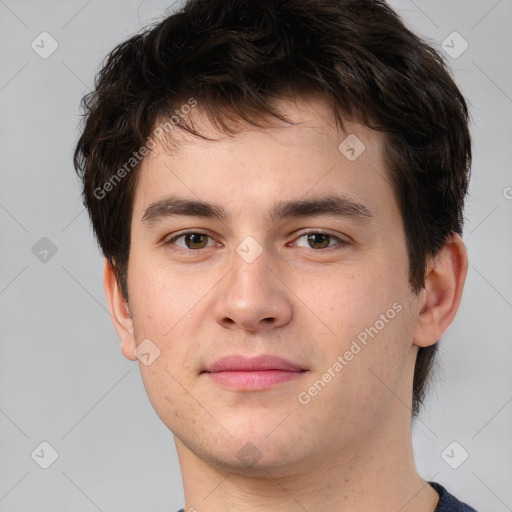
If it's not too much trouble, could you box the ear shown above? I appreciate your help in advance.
[103,259,137,361]
[413,233,468,348]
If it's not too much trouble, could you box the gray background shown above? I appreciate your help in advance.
[1,0,511,510]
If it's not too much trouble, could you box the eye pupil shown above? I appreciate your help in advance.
[185,233,208,249]
[307,233,330,249]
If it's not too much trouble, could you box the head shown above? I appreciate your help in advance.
[74,0,470,469]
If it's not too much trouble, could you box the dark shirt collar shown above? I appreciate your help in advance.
[430,481,478,511]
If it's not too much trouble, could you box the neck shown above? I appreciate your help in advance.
[174,404,439,512]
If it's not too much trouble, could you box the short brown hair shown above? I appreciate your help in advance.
[74,0,471,416]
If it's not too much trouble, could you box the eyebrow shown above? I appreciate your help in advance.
[141,194,373,225]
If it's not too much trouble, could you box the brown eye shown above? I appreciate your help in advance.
[167,232,215,250]
[306,233,331,249]
[184,233,209,249]
[291,231,348,250]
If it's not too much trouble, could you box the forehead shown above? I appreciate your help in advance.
[163,94,385,155]
[132,95,396,226]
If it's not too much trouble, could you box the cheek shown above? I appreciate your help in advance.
[127,252,208,337]
[292,257,413,396]
[127,250,221,377]
[293,262,407,347]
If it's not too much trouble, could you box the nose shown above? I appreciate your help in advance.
[213,248,293,332]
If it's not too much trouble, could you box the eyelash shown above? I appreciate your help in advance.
[164,230,350,252]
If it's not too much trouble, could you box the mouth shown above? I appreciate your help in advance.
[201,354,308,391]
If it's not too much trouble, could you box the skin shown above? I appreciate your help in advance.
[104,95,468,511]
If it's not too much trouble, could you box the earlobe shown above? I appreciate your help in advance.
[413,234,468,348]
[102,259,137,361]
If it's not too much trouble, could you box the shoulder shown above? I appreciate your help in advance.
[430,482,479,511]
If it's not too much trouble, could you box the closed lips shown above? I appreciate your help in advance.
[203,354,306,373]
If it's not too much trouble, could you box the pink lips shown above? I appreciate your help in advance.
[202,355,307,390]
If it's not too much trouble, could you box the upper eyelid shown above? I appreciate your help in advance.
[291,228,346,239]
[166,228,344,239]
[165,229,216,242]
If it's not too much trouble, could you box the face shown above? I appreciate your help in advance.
[117,96,424,475]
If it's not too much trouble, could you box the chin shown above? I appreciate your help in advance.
[202,444,306,477]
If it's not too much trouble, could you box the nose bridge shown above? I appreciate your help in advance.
[228,244,274,306]
[213,242,292,331]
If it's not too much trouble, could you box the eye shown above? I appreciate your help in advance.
[166,232,217,250]
[292,232,348,250]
